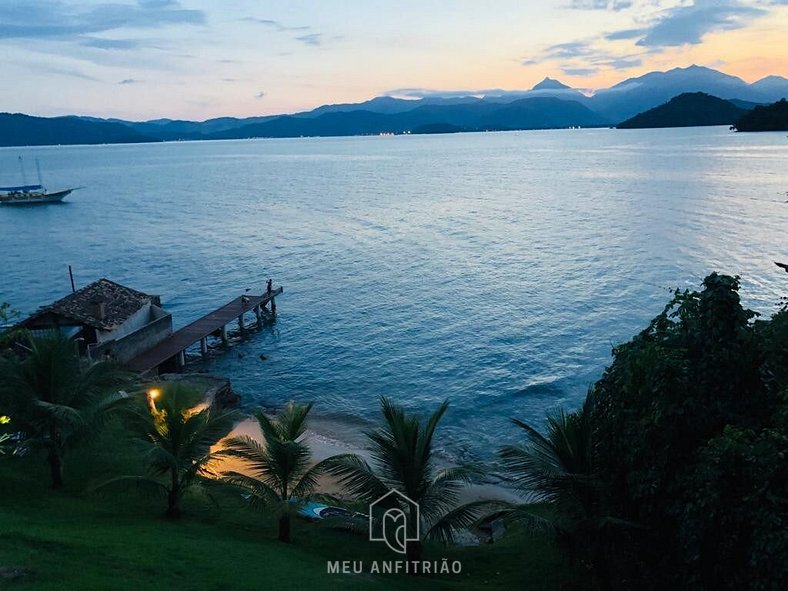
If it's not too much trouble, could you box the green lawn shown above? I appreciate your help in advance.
[0,426,569,590]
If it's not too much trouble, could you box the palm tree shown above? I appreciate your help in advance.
[218,402,330,543]
[499,398,594,510]
[498,396,616,590]
[98,383,237,518]
[324,397,493,562]
[0,334,128,488]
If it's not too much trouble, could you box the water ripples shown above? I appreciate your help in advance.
[0,127,786,460]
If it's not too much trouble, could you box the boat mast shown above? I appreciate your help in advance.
[35,157,43,187]
[18,155,28,185]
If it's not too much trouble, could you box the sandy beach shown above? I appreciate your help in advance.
[215,413,522,505]
[164,372,522,504]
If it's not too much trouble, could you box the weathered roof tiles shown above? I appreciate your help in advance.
[25,278,155,331]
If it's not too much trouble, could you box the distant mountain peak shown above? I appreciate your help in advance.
[668,64,715,73]
[532,77,571,91]
[753,75,788,85]
[674,65,728,77]
[610,64,747,91]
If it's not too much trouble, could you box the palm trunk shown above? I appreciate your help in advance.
[278,487,291,542]
[405,504,422,571]
[406,540,423,565]
[47,446,64,489]
[47,428,64,489]
[278,515,291,543]
[592,544,613,591]
[166,468,180,519]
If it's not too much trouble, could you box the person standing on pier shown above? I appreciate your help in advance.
[267,279,273,295]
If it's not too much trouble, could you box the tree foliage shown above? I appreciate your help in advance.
[97,383,237,517]
[219,402,331,542]
[499,397,624,590]
[735,98,788,132]
[588,273,788,589]
[0,302,24,353]
[0,334,129,487]
[324,397,494,562]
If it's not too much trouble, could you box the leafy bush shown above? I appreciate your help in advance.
[589,274,788,589]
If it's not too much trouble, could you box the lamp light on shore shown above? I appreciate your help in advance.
[147,388,161,413]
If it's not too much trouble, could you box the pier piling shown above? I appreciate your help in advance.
[126,286,283,375]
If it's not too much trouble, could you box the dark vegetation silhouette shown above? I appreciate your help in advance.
[500,273,788,590]
[324,397,496,563]
[617,92,747,129]
[735,98,788,131]
[219,402,334,542]
[0,334,129,487]
[96,383,237,518]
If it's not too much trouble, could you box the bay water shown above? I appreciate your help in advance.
[1,127,786,459]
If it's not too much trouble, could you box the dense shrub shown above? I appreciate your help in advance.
[589,274,788,589]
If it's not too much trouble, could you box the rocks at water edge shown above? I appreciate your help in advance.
[157,373,241,409]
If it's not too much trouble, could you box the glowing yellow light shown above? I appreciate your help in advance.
[0,416,10,425]
[148,389,161,400]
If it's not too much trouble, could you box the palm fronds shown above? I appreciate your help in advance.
[320,453,390,502]
[326,397,496,560]
[217,401,325,542]
[0,333,130,487]
[97,383,237,517]
[499,394,624,587]
[426,500,505,545]
[499,400,594,505]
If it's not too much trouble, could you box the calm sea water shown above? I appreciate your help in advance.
[1,127,786,459]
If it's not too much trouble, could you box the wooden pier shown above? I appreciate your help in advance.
[126,287,282,375]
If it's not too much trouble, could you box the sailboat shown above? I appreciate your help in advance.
[0,157,76,206]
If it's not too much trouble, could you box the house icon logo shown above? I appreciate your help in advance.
[369,490,420,554]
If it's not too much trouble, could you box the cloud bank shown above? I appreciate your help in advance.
[0,0,204,40]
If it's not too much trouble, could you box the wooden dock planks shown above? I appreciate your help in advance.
[126,287,282,373]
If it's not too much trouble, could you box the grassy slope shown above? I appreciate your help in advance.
[0,424,567,591]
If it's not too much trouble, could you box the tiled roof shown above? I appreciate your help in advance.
[26,278,153,331]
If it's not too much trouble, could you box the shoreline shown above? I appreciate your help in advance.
[168,371,522,504]
[223,414,523,505]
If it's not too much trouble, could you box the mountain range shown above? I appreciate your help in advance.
[0,113,156,147]
[1,65,787,146]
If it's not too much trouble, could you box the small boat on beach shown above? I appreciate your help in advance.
[0,156,76,206]
[0,184,74,206]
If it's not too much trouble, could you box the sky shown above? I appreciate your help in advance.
[0,0,786,121]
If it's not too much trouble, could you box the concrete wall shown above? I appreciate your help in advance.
[96,303,153,344]
[89,308,172,364]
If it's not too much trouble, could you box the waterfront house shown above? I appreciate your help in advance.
[20,278,173,363]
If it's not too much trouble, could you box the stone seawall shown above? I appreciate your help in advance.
[154,373,241,408]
